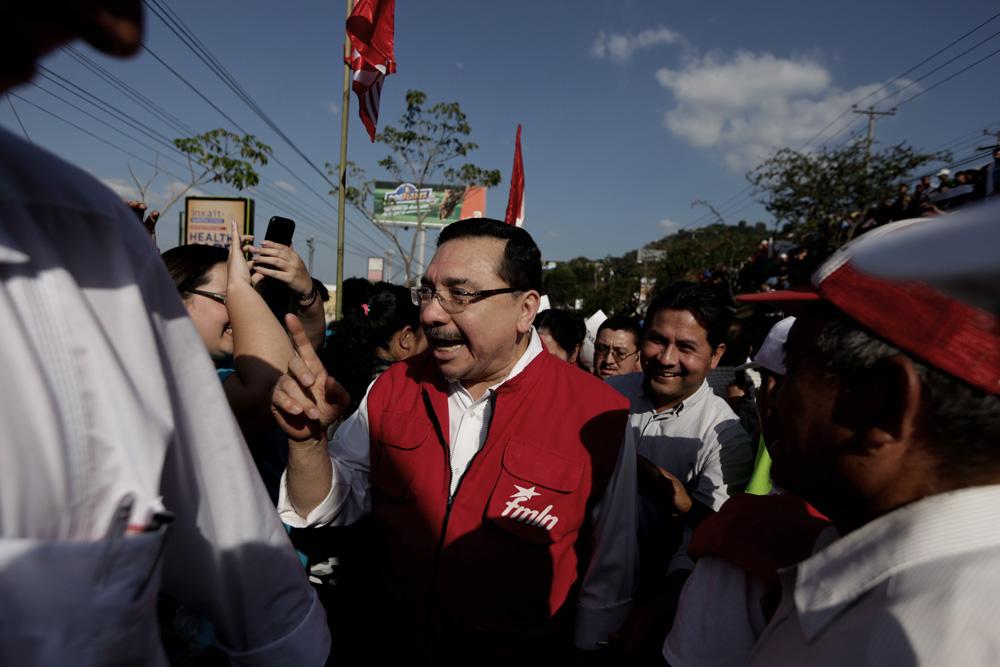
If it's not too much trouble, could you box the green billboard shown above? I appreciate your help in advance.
[373,181,466,225]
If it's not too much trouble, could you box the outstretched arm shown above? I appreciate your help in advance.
[251,241,326,350]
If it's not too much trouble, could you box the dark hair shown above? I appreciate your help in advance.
[644,281,733,349]
[437,218,542,292]
[813,303,1000,483]
[161,244,228,296]
[597,315,643,346]
[534,309,585,356]
[321,282,421,416]
[341,277,371,314]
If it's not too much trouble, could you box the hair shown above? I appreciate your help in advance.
[597,315,643,346]
[644,281,733,349]
[534,309,585,356]
[341,277,371,314]
[161,244,228,296]
[813,303,1000,482]
[321,282,421,416]
[437,218,542,292]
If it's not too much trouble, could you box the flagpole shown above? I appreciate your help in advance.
[335,0,354,321]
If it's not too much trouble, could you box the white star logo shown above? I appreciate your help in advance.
[510,485,541,501]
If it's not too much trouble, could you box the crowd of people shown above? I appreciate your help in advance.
[3,2,1000,666]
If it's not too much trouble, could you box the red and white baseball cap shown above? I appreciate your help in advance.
[737,215,1000,395]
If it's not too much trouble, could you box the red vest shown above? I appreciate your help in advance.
[365,348,629,642]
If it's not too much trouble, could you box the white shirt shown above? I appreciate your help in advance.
[749,485,1000,665]
[0,128,329,665]
[606,374,754,572]
[278,329,639,648]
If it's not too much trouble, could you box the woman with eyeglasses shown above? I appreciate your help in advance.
[161,223,316,499]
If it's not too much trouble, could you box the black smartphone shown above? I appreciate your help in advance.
[257,216,296,323]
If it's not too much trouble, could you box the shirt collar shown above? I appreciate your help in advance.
[450,327,544,402]
[790,484,1000,640]
[639,378,712,417]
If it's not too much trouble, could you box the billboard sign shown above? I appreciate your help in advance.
[373,182,486,226]
[367,256,385,282]
[182,197,254,247]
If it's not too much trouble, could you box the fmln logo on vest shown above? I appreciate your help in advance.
[501,485,560,531]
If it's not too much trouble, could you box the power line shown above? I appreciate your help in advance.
[6,94,32,143]
[62,45,196,137]
[895,44,1000,108]
[868,28,1000,109]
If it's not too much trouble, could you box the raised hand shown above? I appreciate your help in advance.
[126,200,159,239]
[226,220,256,288]
[249,241,313,297]
[271,313,350,442]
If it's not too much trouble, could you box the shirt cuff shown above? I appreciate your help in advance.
[222,587,331,666]
[574,598,632,650]
[276,469,340,528]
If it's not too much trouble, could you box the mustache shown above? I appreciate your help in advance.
[425,327,466,342]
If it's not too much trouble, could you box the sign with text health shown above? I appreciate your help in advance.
[182,197,254,247]
[373,182,486,226]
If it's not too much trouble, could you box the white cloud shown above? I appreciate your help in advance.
[100,178,140,201]
[274,179,296,193]
[658,218,678,230]
[592,27,683,63]
[655,50,908,172]
[328,102,339,114]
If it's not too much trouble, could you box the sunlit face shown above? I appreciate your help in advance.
[183,262,233,360]
[420,237,536,394]
[593,328,642,379]
[640,308,724,411]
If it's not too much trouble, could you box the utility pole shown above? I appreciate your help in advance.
[384,249,394,283]
[305,237,315,274]
[852,105,896,160]
[334,0,354,320]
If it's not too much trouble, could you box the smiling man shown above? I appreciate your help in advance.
[276,218,638,660]
[606,282,754,654]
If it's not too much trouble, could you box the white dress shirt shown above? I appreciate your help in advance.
[607,374,754,572]
[749,484,1000,665]
[278,329,639,648]
[0,128,329,665]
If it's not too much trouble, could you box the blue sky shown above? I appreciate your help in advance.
[3,0,999,283]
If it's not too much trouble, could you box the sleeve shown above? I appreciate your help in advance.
[143,263,331,666]
[277,388,373,528]
[574,424,639,650]
[663,556,769,667]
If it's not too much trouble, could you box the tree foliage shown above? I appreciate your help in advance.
[748,140,946,248]
[327,90,501,284]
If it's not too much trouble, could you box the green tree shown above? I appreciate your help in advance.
[129,128,272,219]
[748,140,946,248]
[327,90,502,284]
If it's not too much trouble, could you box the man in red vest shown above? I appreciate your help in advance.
[274,218,638,659]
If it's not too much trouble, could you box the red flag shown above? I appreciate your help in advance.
[504,124,525,226]
[345,0,396,142]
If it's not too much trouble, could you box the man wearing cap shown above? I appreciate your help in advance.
[274,218,638,659]
[740,217,1000,663]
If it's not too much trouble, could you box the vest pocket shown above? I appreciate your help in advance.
[372,411,430,500]
[485,439,585,544]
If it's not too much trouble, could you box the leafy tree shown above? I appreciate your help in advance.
[327,90,502,284]
[748,140,946,248]
[129,128,272,219]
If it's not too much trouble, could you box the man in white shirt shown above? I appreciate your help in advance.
[0,3,329,664]
[606,281,754,658]
[273,219,638,660]
[738,216,1000,664]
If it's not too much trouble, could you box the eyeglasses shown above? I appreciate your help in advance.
[593,344,639,363]
[186,288,227,305]
[410,286,520,314]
